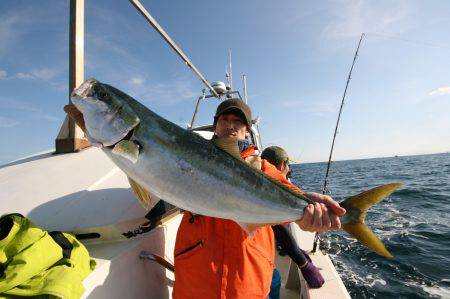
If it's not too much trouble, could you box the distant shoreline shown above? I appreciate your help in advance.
[297,151,450,165]
[2,148,449,169]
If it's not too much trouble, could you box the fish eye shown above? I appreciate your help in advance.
[98,91,109,100]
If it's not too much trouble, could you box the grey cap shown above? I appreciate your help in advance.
[261,146,292,166]
[214,98,252,128]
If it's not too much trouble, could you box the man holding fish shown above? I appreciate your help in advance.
[65,94,343,298]
[170,99,343,298]
[67,79,398,298]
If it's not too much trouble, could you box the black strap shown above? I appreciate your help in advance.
[188,212,199,223]
[0,217,14,241]
[49,231,73,259]
[144,200,176,222]
[123,200,178,238]
[0,213,25,241]
[0,262,6,277]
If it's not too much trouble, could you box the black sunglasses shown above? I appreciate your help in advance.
[286,169,292,179]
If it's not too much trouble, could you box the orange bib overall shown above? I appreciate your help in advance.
[173,146,302,299]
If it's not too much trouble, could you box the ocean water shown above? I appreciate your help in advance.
[291,152,450,299]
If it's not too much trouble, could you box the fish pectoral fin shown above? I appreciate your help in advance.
[211,136,243,160]
[237,222,268,237]
[128,176,152,209]
[112,140,140,163]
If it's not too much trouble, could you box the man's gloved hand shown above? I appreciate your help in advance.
[300,260,325,289]
[64,104,86,132]
[297,249,325,288]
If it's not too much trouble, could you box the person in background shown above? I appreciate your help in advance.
[261,146,325,298]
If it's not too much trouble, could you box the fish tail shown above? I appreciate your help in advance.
[340,183,401,258]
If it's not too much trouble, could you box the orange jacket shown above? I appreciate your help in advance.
[173,146,302,299]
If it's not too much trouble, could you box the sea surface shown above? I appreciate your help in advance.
[290,152,450,299]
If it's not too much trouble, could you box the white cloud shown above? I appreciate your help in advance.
[0,97,38,112]
[281,98,339,115]
[30,68,59,80]
[0,97,60,123]
[0,14,23,56]
[0,7,45,57]
[15,72,34,79]
[96,71,199,106]
[129,77,145,86]
[0,70,46,80]
[429,87,450,97]
[322,0,412,40]
[0,4,66,57]
[127,76,198,105]
[39,114,60,122]
[0,68,61,81]
[0,116,20,128]
[87,33,133,60]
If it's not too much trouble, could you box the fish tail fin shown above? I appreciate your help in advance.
[340,183,401,258]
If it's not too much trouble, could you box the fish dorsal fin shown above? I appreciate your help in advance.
[211,135,243,160]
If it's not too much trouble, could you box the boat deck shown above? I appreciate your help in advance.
[276,252,300,298]
[1,148,350,298]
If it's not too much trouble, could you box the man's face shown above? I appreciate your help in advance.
[278,160,290,177]
[215,113,249,140]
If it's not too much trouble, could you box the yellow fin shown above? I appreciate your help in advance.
[342,223,393,258]
[112,140,140,163]
[211,136,242,160]
[128,176,152,209]
[237,222,268,237]
[343,183,401,216]
[340,183,401,257]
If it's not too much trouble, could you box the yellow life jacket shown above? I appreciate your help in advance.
[0,214,95,298]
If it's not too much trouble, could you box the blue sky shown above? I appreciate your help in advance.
[1,0,449,164]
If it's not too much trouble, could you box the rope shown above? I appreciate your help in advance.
[367,32,450,51]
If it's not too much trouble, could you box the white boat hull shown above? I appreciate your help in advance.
[1,148,350,298]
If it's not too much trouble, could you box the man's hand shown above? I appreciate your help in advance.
[64,104,86,132]
[295,192,346,234]
[244,155,262,170]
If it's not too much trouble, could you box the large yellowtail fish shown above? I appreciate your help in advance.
[71,79,400,258]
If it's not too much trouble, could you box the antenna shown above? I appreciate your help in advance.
[228,49,233,90]
[243,75,248,103]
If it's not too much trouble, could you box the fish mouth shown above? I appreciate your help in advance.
[70,78,140,147]
[71,79,96,99]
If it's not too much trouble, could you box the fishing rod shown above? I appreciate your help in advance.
[129,0,219,98]
[312,33,365,253]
